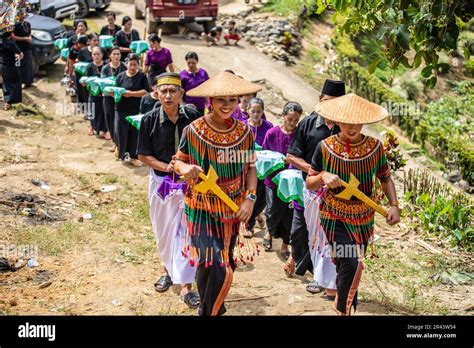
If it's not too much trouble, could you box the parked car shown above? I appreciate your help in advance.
[28,13,67,74]
[27,0,79,21]
[28,0,111,20]
[134,0,218,34]
[75,0,111,18]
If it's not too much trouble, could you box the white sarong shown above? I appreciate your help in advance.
[304,188,337,290]
[148,170,196,285]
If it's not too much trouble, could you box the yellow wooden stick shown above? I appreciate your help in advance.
[335,173,388,217]
[193,165,240,213]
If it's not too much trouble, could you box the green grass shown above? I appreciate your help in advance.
[362,241,454,314]
[263,0,314,17]
[307,44,324,63]
[12,222,86,256]
[101,174,118,184]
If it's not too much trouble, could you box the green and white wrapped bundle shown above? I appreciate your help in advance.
[103,86,126,103]
[99,35,114,49]
[130,40,150,55]
[74,62,89,76]
[125,114,144,130]
[54,38,68,50]
[271,169,305,206]
[60,48,69,61]
[96,77,116,92]
[255,150,285,180]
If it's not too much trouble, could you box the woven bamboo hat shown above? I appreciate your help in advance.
[186,71,262,97]
[315,93,388,124]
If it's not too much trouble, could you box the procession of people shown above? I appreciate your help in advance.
[1,10,401,317]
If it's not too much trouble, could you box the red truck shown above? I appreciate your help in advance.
[134,0,218,34]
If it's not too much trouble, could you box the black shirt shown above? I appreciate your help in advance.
[140,93,161,114]
[0,34,21,65]
[78,47,93,62]
[14,21,31,51]
[86,62,104,78]
[101,62,127,78]
[115,71,150,115]
[287,112,340,178]
[100,24,122,37]
[115,29,140,61]
[137,104,200,176]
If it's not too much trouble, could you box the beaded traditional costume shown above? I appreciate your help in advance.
[312,134,391,245]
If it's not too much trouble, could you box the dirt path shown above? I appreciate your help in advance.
[1,1,472,316]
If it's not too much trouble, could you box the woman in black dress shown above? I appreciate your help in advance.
[66,20,88,49]
[0,30,23,110]
[100,12,121,37]
[13,8,33,88]
[115,53,149,166]
[115,16,140,61]
[101,46,127,146]
[83,46,107,138]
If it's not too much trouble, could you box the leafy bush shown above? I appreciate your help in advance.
[403,168,474,252]
[333,32,360,60]
[409,193,474,252]
[465,59,474,77]
[414,81,474,184]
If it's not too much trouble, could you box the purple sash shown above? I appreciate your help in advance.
[157,175,188,200]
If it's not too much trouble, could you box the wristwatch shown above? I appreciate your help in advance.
[245,190,257,203]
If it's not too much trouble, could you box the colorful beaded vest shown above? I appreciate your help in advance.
[176,117,257,267]
[318,134,390,245]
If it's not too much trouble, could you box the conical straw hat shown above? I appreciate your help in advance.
[186,71,262,97]
[315,93,388,124]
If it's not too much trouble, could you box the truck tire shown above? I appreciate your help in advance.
[145,8,157,34]
[31,52,39,75]
[134,4,144,19]
[76,0,89,18]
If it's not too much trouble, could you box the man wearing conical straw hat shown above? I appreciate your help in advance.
[306,93,400,316]
[174,71,260,316]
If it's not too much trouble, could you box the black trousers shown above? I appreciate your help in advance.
[290,208,313,276]
[89,95,107,133]
[191,218,238,316]
[247,179,266,230]
[1,64,22,104]
[115,109,139,160]
[103,96,116,141]
[265,186,293,245]
[20,49,34,86]
[74,73,89,109]
[330,222,366,314]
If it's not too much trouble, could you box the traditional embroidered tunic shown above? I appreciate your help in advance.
[176,117,256,316]
[310,133,391,315]
[311,134,391,245]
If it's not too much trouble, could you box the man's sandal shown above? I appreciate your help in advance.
[154,275,172,293]
[181,292,200,309]
[306,281,324,294]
